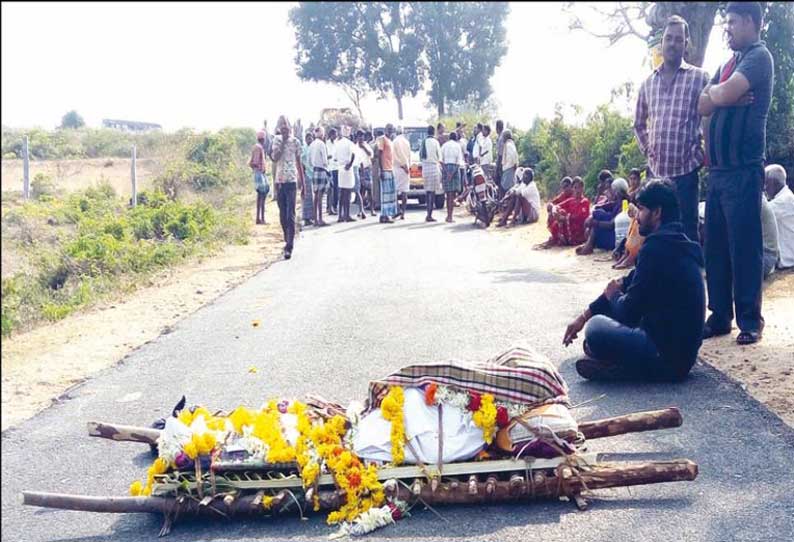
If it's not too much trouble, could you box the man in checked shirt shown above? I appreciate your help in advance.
[634,15,709,245]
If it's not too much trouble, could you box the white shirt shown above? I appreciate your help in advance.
[502,140,518,170]
[334,137,356,189]
[769,185,794,268]
[761,195,780,266]
[523,181,541,215]
[472,134,482,163]
[308,138,328,169]
[441,139,463,165]
[422,137,441,163]
[357,142,373,168]
[393,134,411,168]
[458,136,468,159]
[326,139,338,171]
[478,136,493,165]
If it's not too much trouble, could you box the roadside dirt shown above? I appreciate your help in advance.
[2,201,792,431]
[1,201,283,430]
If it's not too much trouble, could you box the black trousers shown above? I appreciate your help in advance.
[671,168,700,243]
[277,182,297,251]
[704,166,764,332]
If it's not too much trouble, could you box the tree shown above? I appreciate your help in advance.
[566,2,719,67]
[60,110,85,130]
[414,2,509,116]
[764,1,794,178]
[290,2,425,120]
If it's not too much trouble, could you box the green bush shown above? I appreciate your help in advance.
[31,173,56,199]
[1,181,248,336]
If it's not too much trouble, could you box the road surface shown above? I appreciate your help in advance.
[3,209,793,542]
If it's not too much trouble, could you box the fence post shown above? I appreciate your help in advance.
[23,135,30,200]
[131,145,137,207]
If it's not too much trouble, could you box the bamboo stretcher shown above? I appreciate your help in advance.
[22,407,697,536]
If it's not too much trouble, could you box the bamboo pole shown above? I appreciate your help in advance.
[579,407,682,440]
[22,459,697,515]
[87,407,684,446]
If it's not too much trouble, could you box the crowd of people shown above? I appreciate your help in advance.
[248,116,540,248]
[248,2,791,382]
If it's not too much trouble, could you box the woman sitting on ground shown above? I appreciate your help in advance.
[613,168,645,269]
[536,177,590,248]
[576,177,630,256]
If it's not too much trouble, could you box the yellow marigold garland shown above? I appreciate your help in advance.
[132,401,389,525]
[380,386,406,466]
[253,400,297,463]
[289,401,321,511]
[471,393,497,444]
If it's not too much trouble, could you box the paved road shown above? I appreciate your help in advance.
[3,209,793,542]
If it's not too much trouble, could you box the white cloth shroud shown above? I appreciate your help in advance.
[353,388,485,464]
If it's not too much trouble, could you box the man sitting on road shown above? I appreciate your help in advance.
[563,180,705,381]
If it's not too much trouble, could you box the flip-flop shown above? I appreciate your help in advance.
[736,330,762,345]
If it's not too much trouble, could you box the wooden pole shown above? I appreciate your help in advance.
[23,135,30,200]
[21,459,698,516]
[131,145,137,207]
[87,421,159,445]
[579,407,682,440]
[86,408,684,447]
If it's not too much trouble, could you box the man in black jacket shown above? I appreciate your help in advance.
[563,180,705,381]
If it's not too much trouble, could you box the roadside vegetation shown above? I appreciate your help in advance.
[1,128,257,337]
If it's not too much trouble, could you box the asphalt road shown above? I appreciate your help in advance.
[3,208,793,542]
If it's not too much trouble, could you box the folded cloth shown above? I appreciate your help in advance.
[368,345,570,410]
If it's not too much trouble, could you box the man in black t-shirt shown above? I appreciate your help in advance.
[697,1,774,345]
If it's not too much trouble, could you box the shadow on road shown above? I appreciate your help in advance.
[481,268,576,285]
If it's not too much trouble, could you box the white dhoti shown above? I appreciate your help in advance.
[394,166,410,194]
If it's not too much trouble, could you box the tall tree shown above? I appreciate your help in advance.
[290,2,424,120]
[763,1,794,177]
[60,110,85,129]
[566,2,719,67]
[414,2,509,116]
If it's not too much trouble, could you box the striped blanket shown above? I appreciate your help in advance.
[368,345,570,410]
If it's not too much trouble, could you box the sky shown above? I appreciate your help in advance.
[1,2,732,132]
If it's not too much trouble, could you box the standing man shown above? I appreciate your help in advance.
[308,126,329,227]
[334,126,356,223]
[325,128,339,216]
[421,125,442,222]
[358,130,376,217]
[271,116,305,260]
[392,126,412,220]
[441,132,464,223]
[456,122,469,188]
[479,125,494,181]
[248,130,271,225]
[634,15,709,243]
[494,120,506,195]
[369,130,381,213]
[500,130,519,195]
[376,125,397,224]
[300,131,314,227]
[698,1,774,345]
